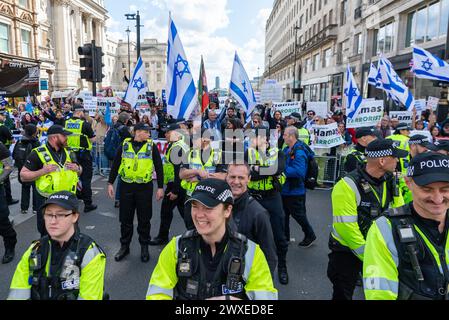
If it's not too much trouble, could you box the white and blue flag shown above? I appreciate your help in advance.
[412,46,449,82]
[344,65,362,119]
[166,16,198,121]
[230,52,257,120]
[124,56,148,109]
[378,57,415,111]
[368,63,382,88]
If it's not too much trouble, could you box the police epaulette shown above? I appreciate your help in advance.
[181,229,199,239]
[230,231,247,243]
[36,147,46,153]
[387,205,412,218]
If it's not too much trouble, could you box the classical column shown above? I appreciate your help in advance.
[53,0,72,88]
[86,15,93,42]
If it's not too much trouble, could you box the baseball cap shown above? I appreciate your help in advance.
[134,122,151,131]
[355,127,377,139]
[290,112,302,121]
[40,191,79,212]
[186,179,234,208]
[366,139,409,158]
[396,123,412,131]
[408,134,437,151]
[434,140,449,153]
[47,125,73,136]
[407,152,449,186]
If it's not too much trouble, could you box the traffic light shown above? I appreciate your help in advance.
[78,44,94,81]
[94,46,105,83]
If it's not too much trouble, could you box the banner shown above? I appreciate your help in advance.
[260,79,282,103]
[271,101,302,117]
[346,100,384,129]
[95,97,120,116]
[312,122,345,149]
[307,101,328,118]
[427,96,439,111]
[414,99,426,114]
[389,111,413,125]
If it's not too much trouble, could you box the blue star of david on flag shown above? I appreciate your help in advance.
[242,81,248,93]
[344,65,363,119]
[123,57,148,109]
[174,54,190,80]
[421,58,433,72]
[133,77,146,91]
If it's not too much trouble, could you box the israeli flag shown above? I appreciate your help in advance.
[412,46,449,82]
[378,57,415,111]
[230,52,257,120]
[344,65,362,119]
[368,63,382,88]
[25,93,33,114]
[124,56,148,109]
[166,16,198,121]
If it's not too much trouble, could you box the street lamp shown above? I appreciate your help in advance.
[292,23,300,101]
[125,26,131,78]
[125,11,142,60]
[257,66,260,91]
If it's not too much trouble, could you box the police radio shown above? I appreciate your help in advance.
[397,224,424,281]
[393,171,400,198]
[226,257,243,292]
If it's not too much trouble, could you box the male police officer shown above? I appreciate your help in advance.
[0,141,17,263]
[64,105,97,212]
[20,125,81,236]
[8,191,106,300]
[327,139,406,300]
[146,179,277,300]
[408,134,437,158]
[285,112,310,145]
[363,152,449,300]
[344,127,378,173]
[150,123,189,246]
[246,129,289,284]
[107,122,164,262]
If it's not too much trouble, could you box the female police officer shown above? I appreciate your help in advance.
[8,191,106,300]
[146,178,277,300]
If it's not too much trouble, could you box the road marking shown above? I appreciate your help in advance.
[85,226,95,230]
[97,211,117,218]
[92,191,99,195]
[92,187,104,190]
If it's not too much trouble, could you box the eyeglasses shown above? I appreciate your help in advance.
[43,211,73,221]
[314,119,320,122]
[253,121,259,124]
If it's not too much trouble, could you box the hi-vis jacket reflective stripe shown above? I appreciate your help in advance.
[163,140,189,185]
[181,149,220,196]
[65,119,92,151]
[247,147,286,191]
[331,172,404,260]
[34,145,79,197]
[146,236,278,300]
[119,138,154,184]
[386,134,412,203]
[363,215,449,300]
[8,241,106,300]
[297,127,310,145]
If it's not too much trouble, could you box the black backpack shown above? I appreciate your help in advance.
[292,142,318,190]
[104,125,124,161]
[13,139,35,169]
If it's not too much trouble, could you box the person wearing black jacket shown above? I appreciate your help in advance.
[0,110,18,206]
[12,124,40,214]
[226,163,278,275]
[107,122,164,263]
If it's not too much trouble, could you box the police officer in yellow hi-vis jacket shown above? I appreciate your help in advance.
[327,139,407,300]
[146,179,277,300]
[363,152,449,300]
[108,122,164,263]
[20,125,82,237]
[8,191,106,300]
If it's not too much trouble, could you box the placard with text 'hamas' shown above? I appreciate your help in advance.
[312,122,345,148]
[389,111,413,125]
[346,100,384,129]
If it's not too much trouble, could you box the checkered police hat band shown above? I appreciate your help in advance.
[366,149,393,158]
[409,140,424,145]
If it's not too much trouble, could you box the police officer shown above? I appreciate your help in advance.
[180,128,227,229]
[20,125,81,237]
[327,139,406,300]
[408,134,437,158]
[0,110,18,205]
[387,122,412,203]
[0,141,17,264]
[107,122,164,263]
[285,112,310,145]
[246,129,289,285]
[64,104,97,212]
[226,162,278,275]
[146,179,278,300]
[343,127,378,173]
[8,191,106,300]
[363,152,449,300]
[150,123,189,246]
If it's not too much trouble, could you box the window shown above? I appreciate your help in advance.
[157,73,161,82]
[324,48,332,67]
[157,62,161,69]
[340,0,347,25]
[323,14,327,28]
[337,42,343,64]
[354,33,363,55]
[320,83,329,101]
[374,22,394,54]
[406,0,449,47]
[305,58,311,73]
[122,62,126,68]
[313,53,320,71]
[0,23,9,54]
[329,9,333,24]
[318,20,321,32]
[21,29,31,57]
[145,62,150,68]
[19,0,28,8]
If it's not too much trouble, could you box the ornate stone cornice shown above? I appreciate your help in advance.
[0,2,14,17]
[54,0,71,7]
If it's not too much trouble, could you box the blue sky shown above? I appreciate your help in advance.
[105,0,272,88]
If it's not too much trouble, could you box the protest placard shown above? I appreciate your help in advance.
[389,111,413,125]
[271,101,302,117]
[260,80,283,103]
[307,101,328,118]
[346,100,384,128]
[414,99,426,114]
[427,96,439,111]
[312,122,345,148]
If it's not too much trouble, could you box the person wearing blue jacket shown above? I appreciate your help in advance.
[282,126,316,247]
